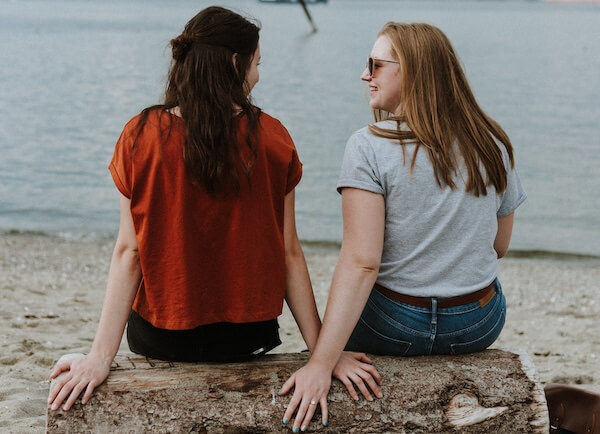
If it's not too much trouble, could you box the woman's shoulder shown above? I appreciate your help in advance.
[257,111,286,132]
[126,108,181,136]
[121,112,143,132]
[490,134,513,170]
[116,109,182,156]
[350,124,371,138]
[350,120,406,139]
[347,120,400,148]
[255,111,296,145]
[121,108,167,131]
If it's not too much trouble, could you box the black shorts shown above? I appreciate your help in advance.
[126,310,281,363]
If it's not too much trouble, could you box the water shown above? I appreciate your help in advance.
[1,0,599,256]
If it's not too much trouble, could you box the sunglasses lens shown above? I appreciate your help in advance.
[368,58,373,75]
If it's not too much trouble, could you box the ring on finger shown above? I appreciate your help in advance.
[310,400,317,406]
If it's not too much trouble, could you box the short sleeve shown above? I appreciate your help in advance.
[337,131,384,195]
[497,154,527,217]
[274,121,302,194]
[286,148,303,193]
[108,118,136,199]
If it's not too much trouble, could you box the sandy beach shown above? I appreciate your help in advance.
[1,232,599,433]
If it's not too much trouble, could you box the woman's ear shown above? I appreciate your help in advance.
[232,53,238,71]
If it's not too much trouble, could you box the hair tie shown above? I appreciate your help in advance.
[171,33,194,61]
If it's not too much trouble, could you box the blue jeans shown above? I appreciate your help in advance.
[345,279,506,356]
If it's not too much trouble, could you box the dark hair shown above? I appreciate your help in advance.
[135,6,262,195]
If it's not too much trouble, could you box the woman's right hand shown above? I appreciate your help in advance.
[48,352,112,411]
[279,360,333,431]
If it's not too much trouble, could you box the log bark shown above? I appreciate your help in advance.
[46,349,548,433]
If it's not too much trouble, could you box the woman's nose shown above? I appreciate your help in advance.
[361,67,371,81]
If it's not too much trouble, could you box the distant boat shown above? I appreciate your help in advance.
[258,0,327,3]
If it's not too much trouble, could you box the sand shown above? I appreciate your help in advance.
[1,232,599,433]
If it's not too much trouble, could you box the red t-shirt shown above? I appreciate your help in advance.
[109,110,302,330]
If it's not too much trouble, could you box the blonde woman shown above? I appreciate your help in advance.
[279,22,526,431]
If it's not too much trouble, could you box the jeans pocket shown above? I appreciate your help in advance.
[346,317,413,356]
[449,306,506,355]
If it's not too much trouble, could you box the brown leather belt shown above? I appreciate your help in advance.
[374,281,496,309]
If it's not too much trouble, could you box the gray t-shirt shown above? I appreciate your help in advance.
[337,121,527,297]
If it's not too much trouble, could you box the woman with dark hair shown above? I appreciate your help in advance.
[279,22,526,430]
[48,6,380,412]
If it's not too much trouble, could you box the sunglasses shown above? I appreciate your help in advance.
[367,57,400,77]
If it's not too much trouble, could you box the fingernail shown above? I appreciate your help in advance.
[323,421,328,427]
[301,426,306,432]
[282,418,288,425]
[277,388,283,395]
[293,427,299,433]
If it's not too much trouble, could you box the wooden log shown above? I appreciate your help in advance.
[47,349,548,433]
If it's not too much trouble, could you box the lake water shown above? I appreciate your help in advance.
[1,0,599,256]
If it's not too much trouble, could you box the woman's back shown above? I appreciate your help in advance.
[110,109,302,330]
[338,121,526,297]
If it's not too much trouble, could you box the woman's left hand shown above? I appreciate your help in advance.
[332,352,383,402]
[279,361,332,431]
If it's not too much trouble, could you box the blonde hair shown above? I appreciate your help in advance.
[370,22,514,196]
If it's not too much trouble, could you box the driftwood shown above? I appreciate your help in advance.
[47,349,548,433]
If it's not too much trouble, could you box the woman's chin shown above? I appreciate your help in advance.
[368,101,381,110]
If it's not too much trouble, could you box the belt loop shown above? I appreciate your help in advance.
[428,298,438,355]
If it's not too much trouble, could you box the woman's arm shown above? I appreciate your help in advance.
[48,193,142,411]
[281,187,385,430]
[494,213,514,258]
[282,189,321,351]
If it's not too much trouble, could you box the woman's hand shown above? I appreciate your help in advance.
[279,361,332,431]
[48,352,112,411]
[279,353,382,431]
[332,352,383,402]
